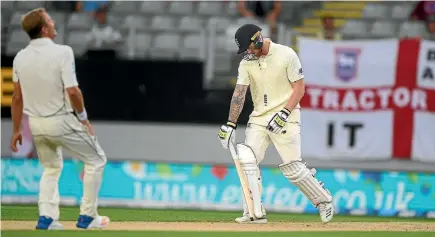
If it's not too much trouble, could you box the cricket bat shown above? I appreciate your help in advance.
[229,142,255,221]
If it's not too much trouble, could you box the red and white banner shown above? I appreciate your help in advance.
[298,37,435,162]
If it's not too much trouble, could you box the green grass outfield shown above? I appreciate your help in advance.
[2,231,434,237]
[3,205,434,222]
[1,205,434,237]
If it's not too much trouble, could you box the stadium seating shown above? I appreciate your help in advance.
[341,20,368,38]
[1,1,282,56]
[1,1,433,90]
[362,3,390,20]
[140,1,166,14]
[398,21,428,38]
[391,4,414,20]
[295,1,431,40]
[370,21,397,38]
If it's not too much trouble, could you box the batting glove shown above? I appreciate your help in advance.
[218,121,236,149]
[267,108,290,134]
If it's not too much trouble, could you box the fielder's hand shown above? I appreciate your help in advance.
[81,120,95,136]
[218,121,236,149]
[10,131,23,153]
[267,108,290,134]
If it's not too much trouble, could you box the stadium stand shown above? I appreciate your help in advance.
[0,1,433,90]
[295,1,431,40]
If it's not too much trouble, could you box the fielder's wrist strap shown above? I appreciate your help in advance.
[227,121,237,129]
[76,110,88,121]
[282,108,291,116]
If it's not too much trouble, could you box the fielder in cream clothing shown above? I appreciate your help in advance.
[218,24,334,224]
[10,8,109,230]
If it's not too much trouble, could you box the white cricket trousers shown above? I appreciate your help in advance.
[240,113,302,215]
[245,123,301,165]
[28,113,107,220]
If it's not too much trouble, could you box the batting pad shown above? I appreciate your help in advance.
[237,144,264,218]
[279,161,332,206]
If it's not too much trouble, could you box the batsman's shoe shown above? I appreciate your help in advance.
[36,216,64,230]
[76,215,110,229]
[235,215,267,224]
[318,202,334,223]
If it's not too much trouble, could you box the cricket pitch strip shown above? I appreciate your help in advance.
[2,221,435,232]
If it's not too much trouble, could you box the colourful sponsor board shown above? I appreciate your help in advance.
[1,158,435,218]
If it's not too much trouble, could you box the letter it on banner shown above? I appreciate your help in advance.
[327,122,334,147]
[327,122,363,148]
[343,123,363,148]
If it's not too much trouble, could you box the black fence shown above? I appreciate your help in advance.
[1,53,253,124]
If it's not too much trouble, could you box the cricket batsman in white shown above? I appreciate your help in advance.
[218,24,334,224]
[9,8,109,230]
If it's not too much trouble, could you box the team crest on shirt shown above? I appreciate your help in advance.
[335,48,361,82]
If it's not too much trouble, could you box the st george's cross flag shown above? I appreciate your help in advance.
[298,37,435,162]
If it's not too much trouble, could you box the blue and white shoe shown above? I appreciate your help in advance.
[36,216,64,230]
[76,215,110,229]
